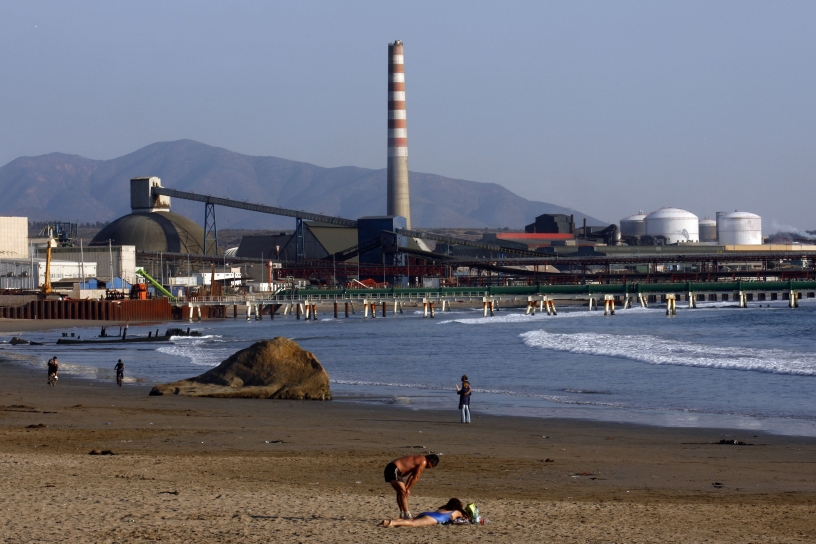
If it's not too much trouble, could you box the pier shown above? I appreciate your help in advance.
[168,279,816,321]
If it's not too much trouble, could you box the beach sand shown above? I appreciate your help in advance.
[1,350,815,542]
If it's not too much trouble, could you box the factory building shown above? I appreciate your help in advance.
[0,217,29,259]
[717,211,763,245]
[235,223,358,262]
[387,40,412,228]
[91,177,205,254]
[50,245,137,285]
[525,214,575,234]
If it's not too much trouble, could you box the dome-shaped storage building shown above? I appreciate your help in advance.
[620,212,647,237]
[91,177,205,254]
[644,207,699,244]
[699,218,717,242]
[716,211,762,245]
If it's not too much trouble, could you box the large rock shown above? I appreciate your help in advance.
[149,337,331,400]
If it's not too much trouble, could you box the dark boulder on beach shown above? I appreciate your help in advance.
[149,337,332,400]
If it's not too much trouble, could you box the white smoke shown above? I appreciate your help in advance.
[769,220,816,241]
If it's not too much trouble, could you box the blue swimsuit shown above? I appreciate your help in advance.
[420,511,454,524]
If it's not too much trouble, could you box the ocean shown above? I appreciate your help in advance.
[2,299,815,436]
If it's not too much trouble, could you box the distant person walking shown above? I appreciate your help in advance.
[47,357,59,386]
[114,359,125,387]
[383,454,439,520]
[455,375,471,423]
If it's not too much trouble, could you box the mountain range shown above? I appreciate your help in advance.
[0,140,604,230]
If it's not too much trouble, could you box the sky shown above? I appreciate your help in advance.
[1,1,815,230]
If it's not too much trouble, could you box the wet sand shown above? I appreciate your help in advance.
[1,357,815,543]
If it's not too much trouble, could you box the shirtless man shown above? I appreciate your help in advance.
[383,454,439,519]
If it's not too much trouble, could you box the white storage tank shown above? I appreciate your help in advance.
[699,218,717,242]
[620,212,647,237]
[717,211,762,245]
[644,207,699,244]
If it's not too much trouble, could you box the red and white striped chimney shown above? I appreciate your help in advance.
[387,40,411,228]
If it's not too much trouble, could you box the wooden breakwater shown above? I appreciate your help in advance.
[0,299,172,322]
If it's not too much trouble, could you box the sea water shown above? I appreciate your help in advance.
[2,299,815,436]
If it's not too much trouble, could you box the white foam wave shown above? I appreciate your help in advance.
[520,330,816,376]
[169,334,223,342]
[438,309,603,325]
[156,344,230,367]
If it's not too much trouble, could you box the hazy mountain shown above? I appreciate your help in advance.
[0,140,605,230]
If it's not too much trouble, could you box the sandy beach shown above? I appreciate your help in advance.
[1,344,815,544]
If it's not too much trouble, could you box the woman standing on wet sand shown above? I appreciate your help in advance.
[455,375,471,423]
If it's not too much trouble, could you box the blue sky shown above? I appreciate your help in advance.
[2,1,815,229]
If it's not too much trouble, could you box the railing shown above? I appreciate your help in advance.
[166,279,816,305]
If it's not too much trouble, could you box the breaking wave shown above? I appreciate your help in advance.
[520,330,816,376]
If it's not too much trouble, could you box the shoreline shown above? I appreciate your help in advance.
[3,316,816,439]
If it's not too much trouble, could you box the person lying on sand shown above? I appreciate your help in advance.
[383,454,439,519]
[381,498,467,527]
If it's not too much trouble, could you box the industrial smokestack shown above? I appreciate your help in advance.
[387,40,412,228]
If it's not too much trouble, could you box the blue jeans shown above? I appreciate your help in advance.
[460,405,470,423]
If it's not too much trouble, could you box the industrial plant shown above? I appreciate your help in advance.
[2,40,816,323]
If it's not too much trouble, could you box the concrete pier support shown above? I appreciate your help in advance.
[334,302,338,319]
[255,304,261,321]
[738,292,747,308]
[423,299,429,318]
[666,294,677,316]
[588,298,595,311]
[525,296,536,316]
[345,302,350,318]
[604,295,615,316]
[790,291,799,308]
[296,303,302,320]
[688,292,697,309]
[482,297,494,317]
[233,304,238,318]
[549,300,557,315]
[246,303,252,321]
[429,301,435,318]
